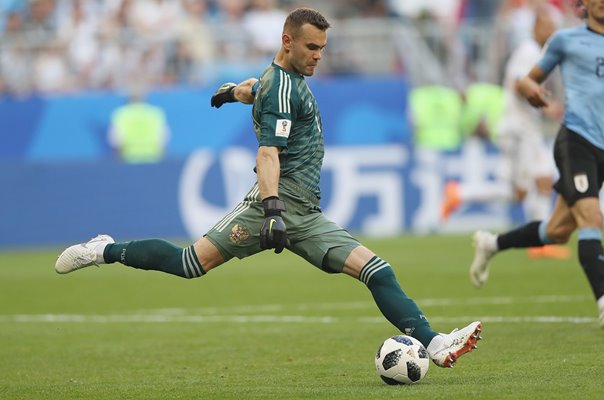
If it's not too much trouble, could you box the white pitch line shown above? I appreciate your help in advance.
[0,294,595,324]
[130,295,591,316]
[0,314,597,325]
[359,316,598,325]
[0,314,337,324]
[418,294,590,307]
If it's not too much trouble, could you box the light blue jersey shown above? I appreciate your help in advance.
[538,24,604,149]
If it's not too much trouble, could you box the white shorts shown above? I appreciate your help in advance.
[497,133,555,192]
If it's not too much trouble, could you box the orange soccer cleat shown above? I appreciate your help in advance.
[440,181,461,220]
[527,245,571,260]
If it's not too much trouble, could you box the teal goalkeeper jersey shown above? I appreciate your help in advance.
[252,62,324,198]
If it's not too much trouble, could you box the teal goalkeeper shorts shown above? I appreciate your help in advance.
[205,177,360,273]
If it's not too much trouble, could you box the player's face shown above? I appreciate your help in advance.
[286,24,327,76]
[584,0,604,24]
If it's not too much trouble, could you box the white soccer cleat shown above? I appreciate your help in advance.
[470,230,498,289]
[55,234,114,274]
[599,309,604,329]
[428,321,482,368]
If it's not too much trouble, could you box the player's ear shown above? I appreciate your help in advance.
[282,33,293,51]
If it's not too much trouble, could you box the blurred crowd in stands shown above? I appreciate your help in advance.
[0,0,586,97]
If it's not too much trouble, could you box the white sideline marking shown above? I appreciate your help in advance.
[1,295,595,324]
[130,294,591,315]
[0,314,596,325]
[419,294,589,307]
[360,316,598,325]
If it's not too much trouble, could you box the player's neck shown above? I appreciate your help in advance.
[274,50,292,73]
[587,18,604,35]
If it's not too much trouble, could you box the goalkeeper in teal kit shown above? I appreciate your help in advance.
[56,7,482,368]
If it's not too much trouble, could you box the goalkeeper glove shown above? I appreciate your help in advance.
[260,196,290,254]
[210,82,237,108]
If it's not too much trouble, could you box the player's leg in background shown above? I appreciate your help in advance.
[470,129,578,287]
[494,196,574,251]
[525,175,571,259]
[570,197,604,328]
[470,196,575,288]
[520,135,571,259]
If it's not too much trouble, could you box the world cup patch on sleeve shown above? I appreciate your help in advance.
[275,119,291,138]
[574,174,589,193]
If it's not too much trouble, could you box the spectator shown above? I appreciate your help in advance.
[164,39,196,84]
[409,85,464,151]
[0,9,32,95]
[0,0,27,34]
[32,40,71,93]
[23,0,58,45]
[90,33,123,89]
[460,0,502,21]
[56,0,99,88]
[212,0,250,61]
[128,0,181,39]
[498,0,541,51]
[460,82,505,141]
[243,0,288,58]
[388,0,461,23]
[94,0,134,89]
[108,91,171,163]
[173,0,216,84]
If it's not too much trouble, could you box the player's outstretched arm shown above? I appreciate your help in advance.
[210,78,259,108]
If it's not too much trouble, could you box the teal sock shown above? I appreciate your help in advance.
[360,256,438,347]
[104,239,205,279]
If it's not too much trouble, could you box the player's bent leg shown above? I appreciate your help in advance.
[345,247,438,346]
[193,237,226,272]
[359,253,484,368]
[343,246,482,367]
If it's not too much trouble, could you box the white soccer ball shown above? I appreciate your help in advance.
[375,335,430,384]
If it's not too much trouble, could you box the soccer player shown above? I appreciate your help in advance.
[469,0,604,328]
[55,8,482,367]
[441,5,570,260]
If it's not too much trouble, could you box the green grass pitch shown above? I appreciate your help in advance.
[1,235,603,399]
